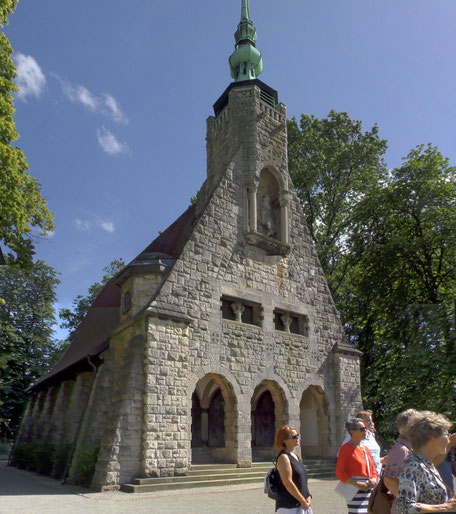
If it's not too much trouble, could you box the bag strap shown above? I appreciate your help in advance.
[362,444,371,479]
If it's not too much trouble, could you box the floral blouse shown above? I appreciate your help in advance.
[396,452,448,513]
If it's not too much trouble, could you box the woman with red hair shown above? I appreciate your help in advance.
[274,425,313,513]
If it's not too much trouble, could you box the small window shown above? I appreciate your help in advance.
[122,291,131,314]
[221,299,236,321]
[221,296,261,327]
[274,309,308,336]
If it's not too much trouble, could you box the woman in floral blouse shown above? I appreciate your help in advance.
[397,411,456,513]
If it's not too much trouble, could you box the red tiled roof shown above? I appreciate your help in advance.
[142,203,197,257]
[28,204,197,391]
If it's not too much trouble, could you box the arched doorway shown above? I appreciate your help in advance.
[208,389,225,447]
[251,380,288,461]
[300,386,330,457]
[191,392,202,447]
[251,391,275,447]
[190,374,237,464]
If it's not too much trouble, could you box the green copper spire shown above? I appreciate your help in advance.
[229,0,263,82]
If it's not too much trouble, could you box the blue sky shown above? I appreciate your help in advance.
[4,0,456,339]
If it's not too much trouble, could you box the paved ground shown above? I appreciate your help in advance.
[0,461,347,514]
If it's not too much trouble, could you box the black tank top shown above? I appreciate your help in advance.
[275,450,310,510]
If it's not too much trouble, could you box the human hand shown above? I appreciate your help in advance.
[300,500,309,510]
[306,495,312,506]
[442,498,456,512]
[367,478,377,489]
[357,481,369,491]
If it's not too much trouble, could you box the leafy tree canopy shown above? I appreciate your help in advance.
[0,0,54,264]
[0,260,60,437]
[288,110,388,296]
[289,111,456,443]
[59,259,125,339]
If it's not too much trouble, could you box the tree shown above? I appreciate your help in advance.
[0,1,54,264]
[287,111,388,296]
[0,260,60,437]
[59,259,125,339]
[288,111,456,442]
[345,144,456,442]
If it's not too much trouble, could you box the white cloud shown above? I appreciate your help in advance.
[14,53,46,100]
[56,76,98,111]
[103,94,128,123]
[98,220,115,233]
[74,218,91,231]
[51,73,127,123]
[96,126,129,155]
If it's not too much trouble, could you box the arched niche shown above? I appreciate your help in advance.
[300,386,331,457]
[257,169,281,239]
[190,374,238,463]
[246,168,290,255]
[251,380,289,460]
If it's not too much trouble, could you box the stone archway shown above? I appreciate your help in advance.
[191,374,237,463]
[191,392,202,448]
[300,386,330,457]
[251,380,288,461]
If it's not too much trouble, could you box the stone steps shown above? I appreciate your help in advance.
[121,459,336,493]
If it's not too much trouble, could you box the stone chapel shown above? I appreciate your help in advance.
[14,0,362,490]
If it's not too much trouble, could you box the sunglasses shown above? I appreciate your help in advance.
[287,434,300,440]
[356,427,367,432]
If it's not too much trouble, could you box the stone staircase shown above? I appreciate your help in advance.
[121,458,336,493]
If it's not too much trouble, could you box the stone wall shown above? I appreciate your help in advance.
[142,318,190,477]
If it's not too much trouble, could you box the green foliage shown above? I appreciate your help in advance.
[287,111,388,296]
[59,259,125,338]
[0,0,17,26]
[0,440,11,454]
[72,445,100,488]
[53,442,72,479]
[0,261,60,435]
[33,440,55,475]
[289,112,456,441]
[10,441,35,469]
[0,1,54,264]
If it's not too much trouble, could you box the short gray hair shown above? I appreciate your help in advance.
[408,411,452,449]
[397,409,419,436]
[345,417,364,433]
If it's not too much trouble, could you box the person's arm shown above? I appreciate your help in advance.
[383,476,399,497]
[277,454,309,510]
[365,446,378,488]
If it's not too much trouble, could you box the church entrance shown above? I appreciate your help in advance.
[300,386,330,457]
[251,381,288,461]
[191,374,236,464]
[251,390,275,447]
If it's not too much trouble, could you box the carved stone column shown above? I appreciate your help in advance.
[280,190,289,243]
[247,180,258,232]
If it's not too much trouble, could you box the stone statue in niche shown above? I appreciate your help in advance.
[258,193,277,238]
